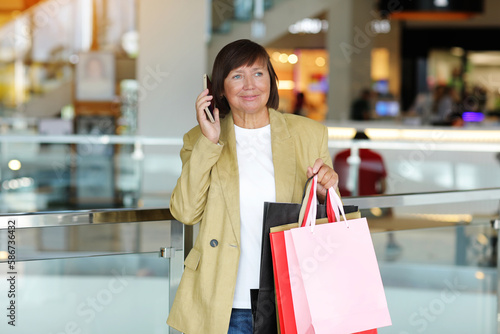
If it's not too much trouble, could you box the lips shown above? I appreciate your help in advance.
[240,95,259,101]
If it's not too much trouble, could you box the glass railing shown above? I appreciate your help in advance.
[0,208,185,334]
[1,133,500,214]
[0,188,499,332]
[343,188,500,333]
[0,188,498,332]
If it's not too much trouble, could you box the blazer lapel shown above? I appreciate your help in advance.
[269,109,296,203]
[214,110,297,247]
[215,114,241,245]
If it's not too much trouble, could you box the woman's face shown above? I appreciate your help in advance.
[223,61,270,117]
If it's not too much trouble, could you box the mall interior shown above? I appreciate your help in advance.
[0,0,500,333]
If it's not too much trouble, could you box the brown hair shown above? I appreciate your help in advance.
[211,39,279,116]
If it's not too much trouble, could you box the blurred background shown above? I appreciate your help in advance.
[0,0,498,211]
[1,2,500,333]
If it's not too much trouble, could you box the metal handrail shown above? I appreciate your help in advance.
[0,207,175,229]
[1,188,500,229]
[342,187,500,209]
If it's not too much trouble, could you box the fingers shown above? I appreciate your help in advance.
[308,158,339,190]
[196,89,221,144]
[317,166,338,190]
[311,158,324,174]
[213,107,220,123]
[196,89,213,122]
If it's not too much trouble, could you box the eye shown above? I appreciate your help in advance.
[232,74,241,79]
[255,72,263,77]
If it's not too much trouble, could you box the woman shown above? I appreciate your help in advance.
[167,39,338,334]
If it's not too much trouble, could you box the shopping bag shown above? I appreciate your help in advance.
[285,176,392,333]
[253,178,359,334]
[270,176,378,334]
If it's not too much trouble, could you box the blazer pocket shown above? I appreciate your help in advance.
[184,247,201,271]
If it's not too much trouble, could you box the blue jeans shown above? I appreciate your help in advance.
[228,308,253,334]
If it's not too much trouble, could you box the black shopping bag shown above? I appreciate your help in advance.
[253,199,358,333]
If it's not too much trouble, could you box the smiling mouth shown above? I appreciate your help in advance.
[241,95,258,100]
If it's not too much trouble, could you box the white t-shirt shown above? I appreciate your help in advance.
[232,124,276,309]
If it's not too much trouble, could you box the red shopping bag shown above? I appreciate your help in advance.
[269,176,383,333]
[270,230,298,334]
[285,176,391,333]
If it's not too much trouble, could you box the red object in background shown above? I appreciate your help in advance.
[334,148,387,197]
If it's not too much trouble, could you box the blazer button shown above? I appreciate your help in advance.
[210,239,218,247]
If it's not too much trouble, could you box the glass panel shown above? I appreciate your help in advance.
[0,220,173,261]
[0,252,172,333]
[362,195,500,332]
[373,224,497,333]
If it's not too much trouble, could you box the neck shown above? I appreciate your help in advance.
[232,108,270,129]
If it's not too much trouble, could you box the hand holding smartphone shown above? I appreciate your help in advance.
[203,74,216,123]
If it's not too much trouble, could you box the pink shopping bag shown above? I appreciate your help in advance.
[286,176,391,333]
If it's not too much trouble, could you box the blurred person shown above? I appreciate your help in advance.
[430,84,459,125]
[448,66,464,100]
[293,91,307,116]
[167,39,339,334]
[408,86,434,125]
[333,131,386,197]
[350,88,372,121]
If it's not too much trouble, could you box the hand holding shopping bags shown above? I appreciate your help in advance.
[270,175,392,333]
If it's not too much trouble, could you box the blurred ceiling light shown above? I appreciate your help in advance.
[0,251,8,260]
[434,0,449,7]
[272,51,281,62]
[20,177,34,187]
[9,180,19,190]
[69,54,79,64]
[277,80,295,90]
[279,53,289,63]
[468,51,500,66]
[315,57,326,67]
[362,128,500,142]
[327,127,356,139]
[370,20,391,34]
[475,271,485,280]
[288,54,298,64]
[450,47,464,57]
[121,30,139,58]
[289,18,328,34]
[8,160,21,171]
[364,128,400,140]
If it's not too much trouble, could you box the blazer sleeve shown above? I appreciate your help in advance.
[320,125,333,170]
[170,128,223,225]
[320,124,343,198]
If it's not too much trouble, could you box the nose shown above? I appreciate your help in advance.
[243,75,255,89]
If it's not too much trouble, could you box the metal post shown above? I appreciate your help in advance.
[346,144,360,196]
[492,217,500,334]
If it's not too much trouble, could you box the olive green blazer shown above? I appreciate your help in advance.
[167,109,333,334]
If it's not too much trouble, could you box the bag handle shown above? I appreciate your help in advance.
[326,187,349,228]
[298,175,350,231]
[298,176,318,228]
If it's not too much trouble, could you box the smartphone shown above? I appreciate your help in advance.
[203,74,216,123]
